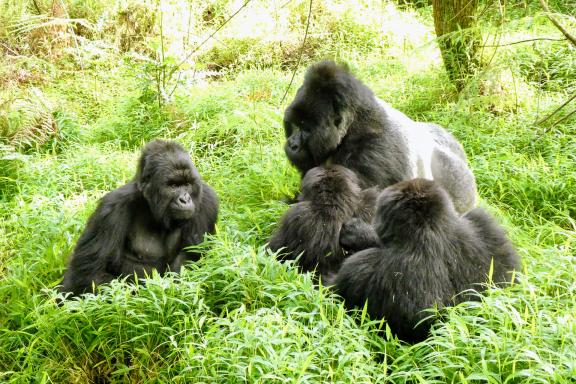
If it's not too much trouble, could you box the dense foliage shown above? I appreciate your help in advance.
[1,0,575,382]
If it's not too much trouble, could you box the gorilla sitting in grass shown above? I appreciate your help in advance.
[326,179,521,343]
[60,140,219,296]
[269,165,379,277]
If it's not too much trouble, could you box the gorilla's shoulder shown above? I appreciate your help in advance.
[463,207,497,228]
[198,182,219,222]
[201,182,218,201]
[98,182,140,210]
[463,207,510,242]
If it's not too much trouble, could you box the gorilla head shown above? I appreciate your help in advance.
[60,140,219,297]
[328,178,520,342]
[300,164,362,209]
[269,165,378,277]
[283,61,374,173]
[372,178,455,244]
[136,140,203,226]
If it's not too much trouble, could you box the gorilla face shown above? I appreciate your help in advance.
[137,141,203,227]
[164,168,202,221]
[283,63,353,173]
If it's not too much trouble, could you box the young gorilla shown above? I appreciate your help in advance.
[60,140,219,296]
[327,179,521,343]
[284,60,477,214]
[268,165,379,277]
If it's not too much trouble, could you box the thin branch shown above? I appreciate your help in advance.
[447,0,478,26]
[169,0,252,78]
[0,41,20,56]
[483,37,564,47]
[279,0,293,9]
[539,0,576,47]
[158,0,166,92]
[184,0,193,52]
[167,70,183,99]
[536,93,576,125]
[552,108,576,126]
[280,0,313,104]
[31,0,42,14]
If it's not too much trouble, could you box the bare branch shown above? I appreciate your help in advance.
[483,37,564,47]
[536,93,576,125]
[539,0,576,47]
[552,108,576,127]
[169,0,252,78]
[281,0,313,104]
[31,0,42,14]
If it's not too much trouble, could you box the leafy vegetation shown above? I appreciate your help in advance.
[0,0,575,382]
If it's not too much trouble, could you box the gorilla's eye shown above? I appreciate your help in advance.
[298,121,310,132]
[168,180,191,188]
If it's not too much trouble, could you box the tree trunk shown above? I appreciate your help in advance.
[432,0,481,90]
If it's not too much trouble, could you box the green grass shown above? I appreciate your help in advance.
[1,1,575,382]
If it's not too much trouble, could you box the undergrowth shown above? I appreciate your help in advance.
[1,0,575,382]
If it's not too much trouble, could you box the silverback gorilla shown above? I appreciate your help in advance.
[60,140,219,296]
[328,179,521,343]
[269,165,379,277]
[283,61,477,214]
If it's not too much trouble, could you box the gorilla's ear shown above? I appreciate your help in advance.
[135,154,152,193]
[136,152,148,177]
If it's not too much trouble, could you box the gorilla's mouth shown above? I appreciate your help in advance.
[285,143,317,171]
[171,207,195,220]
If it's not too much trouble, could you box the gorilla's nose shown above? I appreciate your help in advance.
[178,195,192,205]
[288,140,299,151]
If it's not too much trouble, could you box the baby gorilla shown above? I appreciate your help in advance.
[60,140,219,296]
[269,165,378,277]
[328,178,521,343]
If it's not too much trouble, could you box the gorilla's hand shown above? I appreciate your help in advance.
[339,218,380,254]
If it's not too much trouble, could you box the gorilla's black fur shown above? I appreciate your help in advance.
[284,61,477,214]
[60,140,219,296]
[327,178,521,343]
[269,165,379,277]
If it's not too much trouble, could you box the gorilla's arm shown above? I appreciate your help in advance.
[268,205,308,261]
[355,187,380,222]
[339,218,380,254]
[60,184,135,295]
[171,183,219,271]
[463,207,521,279]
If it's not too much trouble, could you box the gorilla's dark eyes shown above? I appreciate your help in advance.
[168,180,192,188]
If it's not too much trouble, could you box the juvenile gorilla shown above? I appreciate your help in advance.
[327,179,521,343]
[60,140,219,296]
[268,165,378,277]
[284,60,477,213]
